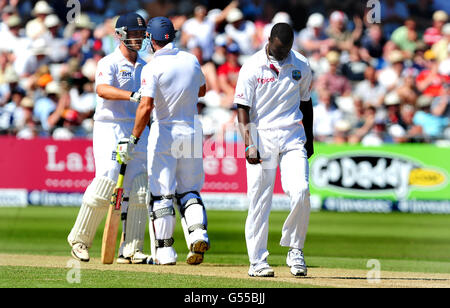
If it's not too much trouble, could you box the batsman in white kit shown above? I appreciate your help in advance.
[235,23,314,277]
[67,13,150,264]
[117,17,210,265]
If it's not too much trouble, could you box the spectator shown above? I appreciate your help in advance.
[424,10,448,46]
[398,104,424,142]
[15,96,38,139]
[354,66,386,107]
[416,50,449,97]
[397,68,420,105]
[384,91,402,127]
[297,13,333,57]
[14,38,50,79]
[181,1,238,62]
[391,19,420,58]
[0,14,31,56]
[33,81,60,134]
[42,14,68,63]
[348,105,377,144]
[432,23,450,62]
[431,82,450,119]
[0,87,25,133]
[378,49,405,91]
[361,24,386,62]
[313,89,343,142]
[325,11,363,52]
[341,46,369,83]
[413,95,449,139]
[217,43,241,108]
[67,14,98,65]
[224,8,257,57]
[25,1,53,40]
[316,50,352,97]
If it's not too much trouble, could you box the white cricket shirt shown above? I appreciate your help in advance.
[94,47,146,122]
[234,45,313,129]
[140,43,206,125]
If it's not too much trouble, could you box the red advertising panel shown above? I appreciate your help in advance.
[0,137,284,194]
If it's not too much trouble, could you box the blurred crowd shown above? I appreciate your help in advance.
[0,0,449,145]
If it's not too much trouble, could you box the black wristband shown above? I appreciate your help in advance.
[130,135,139,144]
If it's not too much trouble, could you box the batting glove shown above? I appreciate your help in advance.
[130,90,142,104]
[116,135,139,164]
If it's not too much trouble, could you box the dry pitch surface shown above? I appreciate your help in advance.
[1,254,449,288]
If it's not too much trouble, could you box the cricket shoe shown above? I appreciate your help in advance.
[131,250,149,264]
[186,239,210,265]
[248,262,275,277]
[286,248,307,277]
[71,243,90,262]
[116,255,131,264]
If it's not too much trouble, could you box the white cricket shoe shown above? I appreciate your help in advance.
[186,239,210,265]
[286,248,307,277]
[116,250,149,264]
[71,243,90,262]
[248,262,275,277]
[131,250,149,264]
[116,255,131,264]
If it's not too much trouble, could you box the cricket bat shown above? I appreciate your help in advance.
[101,163,127,264]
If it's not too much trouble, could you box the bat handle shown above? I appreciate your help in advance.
[117,163,127,188]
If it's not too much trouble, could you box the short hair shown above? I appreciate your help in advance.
[270,23,294,45]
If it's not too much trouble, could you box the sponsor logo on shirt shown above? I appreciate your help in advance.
[257,77,275,85]
[119,69,132,79]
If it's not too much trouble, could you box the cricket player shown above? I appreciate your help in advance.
[116,17,210,265]
[68,13,150,264]
[235,23,314,277]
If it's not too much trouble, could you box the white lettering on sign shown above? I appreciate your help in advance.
[45,145,95,173]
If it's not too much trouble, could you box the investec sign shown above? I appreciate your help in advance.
[311,153,447,199]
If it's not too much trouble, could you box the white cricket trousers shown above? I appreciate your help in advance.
[245,123,311,265]
[147,122,207,247]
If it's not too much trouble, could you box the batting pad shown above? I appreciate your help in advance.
[68,177,116,248]
[122,174,148,257]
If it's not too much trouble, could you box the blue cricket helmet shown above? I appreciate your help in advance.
[115,13,146,51]
[146,16,176,42]
[115,12,146,32]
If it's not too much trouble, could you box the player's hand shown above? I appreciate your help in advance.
[246,145,262,165]
[116,136,139,164]
[130,90,142,104]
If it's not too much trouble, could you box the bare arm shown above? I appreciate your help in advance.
[132,96,154,138]
[199,84,207,98]
[237,104,261,164]
[97,84,133,101]
[214,0,239,25]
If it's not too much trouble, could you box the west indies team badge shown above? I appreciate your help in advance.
[292,70,302,81]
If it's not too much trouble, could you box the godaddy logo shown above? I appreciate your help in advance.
[311,153,447,199]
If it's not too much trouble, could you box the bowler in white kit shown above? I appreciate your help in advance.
[117,17,210,265]
[68,13,150,264]
[235,23,314,277]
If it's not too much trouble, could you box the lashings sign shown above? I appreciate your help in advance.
[310,144,450,213]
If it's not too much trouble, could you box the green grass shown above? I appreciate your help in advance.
[1,207,450,287]
[0,266,314,288]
